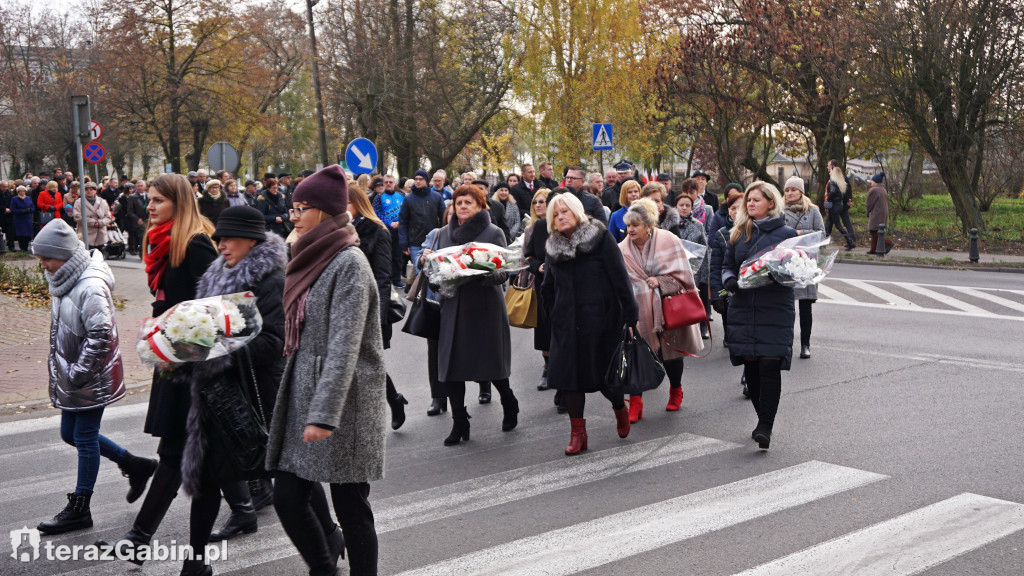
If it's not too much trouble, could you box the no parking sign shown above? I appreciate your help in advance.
[83,142,106,164]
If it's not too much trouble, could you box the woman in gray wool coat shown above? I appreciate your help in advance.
[781,177,824,360]
[266,166,386,576]
[426,184,520,446]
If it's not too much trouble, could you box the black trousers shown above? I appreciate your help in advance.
[798,299,813,347]
[563,389,625,419]
[274,472,378,576]
[427,339,444,399]
[743,358,782,431]
[389,227,404,284]
[825,209,855,246]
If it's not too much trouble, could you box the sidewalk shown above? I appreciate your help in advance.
[838,247,1024,267]
[0,255,154,413]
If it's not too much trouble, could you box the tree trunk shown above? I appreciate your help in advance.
[934,159,984,232]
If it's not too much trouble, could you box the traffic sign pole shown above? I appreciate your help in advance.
[71,96,90,250]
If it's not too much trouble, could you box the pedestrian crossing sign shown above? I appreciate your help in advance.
[593,123,613,151]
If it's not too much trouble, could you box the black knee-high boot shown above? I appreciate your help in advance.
[756,359,782,433]
[743,361,761,419]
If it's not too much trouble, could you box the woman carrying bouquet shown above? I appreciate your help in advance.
[541,193,638,456]
[267,166,386,576]
[99,174,218,564]
[432,185,519,445]
[781,177,824,360]
[721,182,798,450]
[618,200,702,421]
[349,185,409,430]
[176,206,287,575]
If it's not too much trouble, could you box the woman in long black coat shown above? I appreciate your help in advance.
[522,188,551,390]
[350,185,408,430]
[100,174,218,566]
[433,185,519,446]
[722,181,798,451]
[179,206,287,575]
[541,193,638,456]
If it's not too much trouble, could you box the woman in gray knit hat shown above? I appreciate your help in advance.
[32,219,157,536]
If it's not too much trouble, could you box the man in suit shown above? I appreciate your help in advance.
[511,163,538,218]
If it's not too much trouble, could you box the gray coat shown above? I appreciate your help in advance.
[265,247,387,484]
[783,204,825,300]
[678,215,709,284]
[436,219,512,382]
[47,248,125,411]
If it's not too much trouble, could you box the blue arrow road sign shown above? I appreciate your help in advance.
[345,138,378,175]
[83,142,106,164]
[592,123,613,151]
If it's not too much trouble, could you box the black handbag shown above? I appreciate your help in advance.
[605,326,666,396]
[401,272,441,339]
[200,349,268,473]
[388,286,407,324]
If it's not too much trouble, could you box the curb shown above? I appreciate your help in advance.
[836,256,1024,274]
[1,378,151,414]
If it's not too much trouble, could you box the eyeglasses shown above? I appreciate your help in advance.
[534,200,547,205]
[289,206,316,218]
[564,176,583,181]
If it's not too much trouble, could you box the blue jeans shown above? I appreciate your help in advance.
[60,407,127,495]
[410,246,424,275]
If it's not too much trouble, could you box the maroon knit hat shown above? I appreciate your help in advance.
[291,165,348,216]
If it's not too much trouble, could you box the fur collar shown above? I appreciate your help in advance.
[450,209,492,244]
[660,206,680,231]
[196,233,287,299]
[545,217,605,263]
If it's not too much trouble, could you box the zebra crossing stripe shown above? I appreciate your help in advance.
[945,285,1024,314]
[52,433,740,576]
[894,282,991,314]
[392,461,886,576]
[734,493,1024,576]
[839,278,917,308]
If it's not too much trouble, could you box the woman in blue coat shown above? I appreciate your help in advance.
[722,182,797,450]
[10,185,35,250]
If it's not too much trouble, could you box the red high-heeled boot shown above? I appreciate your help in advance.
[565,418,588,456]
[628,395,643,423]
[613,405,630,438]
[666,387,683,411]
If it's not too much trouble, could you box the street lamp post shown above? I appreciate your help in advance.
[306,0,329,169]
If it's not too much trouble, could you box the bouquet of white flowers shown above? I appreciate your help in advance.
[137,292,263,365]
[737,232,837,289]
[423,242,527,298]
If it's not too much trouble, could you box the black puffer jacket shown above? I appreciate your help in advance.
[721,216,798,369]
[398,186,445,250]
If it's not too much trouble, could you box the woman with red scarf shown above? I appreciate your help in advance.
[266,165,386,576]
[98,174,217,572]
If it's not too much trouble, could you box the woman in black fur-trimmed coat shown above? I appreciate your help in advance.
[178,207,287,576]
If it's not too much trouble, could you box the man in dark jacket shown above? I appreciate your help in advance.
[691,170,719,214]
[599,169,619,211]
[1,180,15,251]
[124,181,149,255]
[605,161,641,213]
[399,169,445,270]
[564,167,608,224]
[536,161,559,190]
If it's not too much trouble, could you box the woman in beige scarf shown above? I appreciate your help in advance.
[617,199,702,422]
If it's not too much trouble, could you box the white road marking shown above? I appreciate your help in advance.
[392,461,886,576]
[945,285,1024,314]
[735,493,1024,576]
[816,283,856,303]
[0,402,150,438]
[51,433,740,576]
[838,278,917,307]
[894,282,990,314]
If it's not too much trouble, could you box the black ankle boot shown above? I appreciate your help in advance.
[800,344,811,359]
[96,524,153,565]
[38,493,92,535]
[752,426,771,450]
[537,364,549,390]
[179,559,213,576]
[327,523,346,566]
[118,452,158,503]
[427,397,447,416]
[501,396,519,431]
[247,479,274,511]
[444,408,471,446]
[208,507,257,542]
[387,393,409,430]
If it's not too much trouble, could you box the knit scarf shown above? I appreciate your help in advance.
[692,196,707,225]
[46,245,91,298]
[144,220,173,293]
[283,212,359,356]
[785,201,805,214]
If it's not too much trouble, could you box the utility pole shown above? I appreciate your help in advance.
[71,96,90,250]
[306,0,329,168]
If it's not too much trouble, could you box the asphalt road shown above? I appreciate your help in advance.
[2,262,1023,575]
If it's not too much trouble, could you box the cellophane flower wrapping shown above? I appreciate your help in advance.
[423,242,528,298]
[679,239,708,275]
[737,231,837,289]
[136,292,263,365]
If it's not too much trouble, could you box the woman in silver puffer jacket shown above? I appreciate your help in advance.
[32,219,157,536]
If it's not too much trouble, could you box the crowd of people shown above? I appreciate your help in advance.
[19,158,874,576]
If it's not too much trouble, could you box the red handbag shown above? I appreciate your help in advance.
[661,289,707,331]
